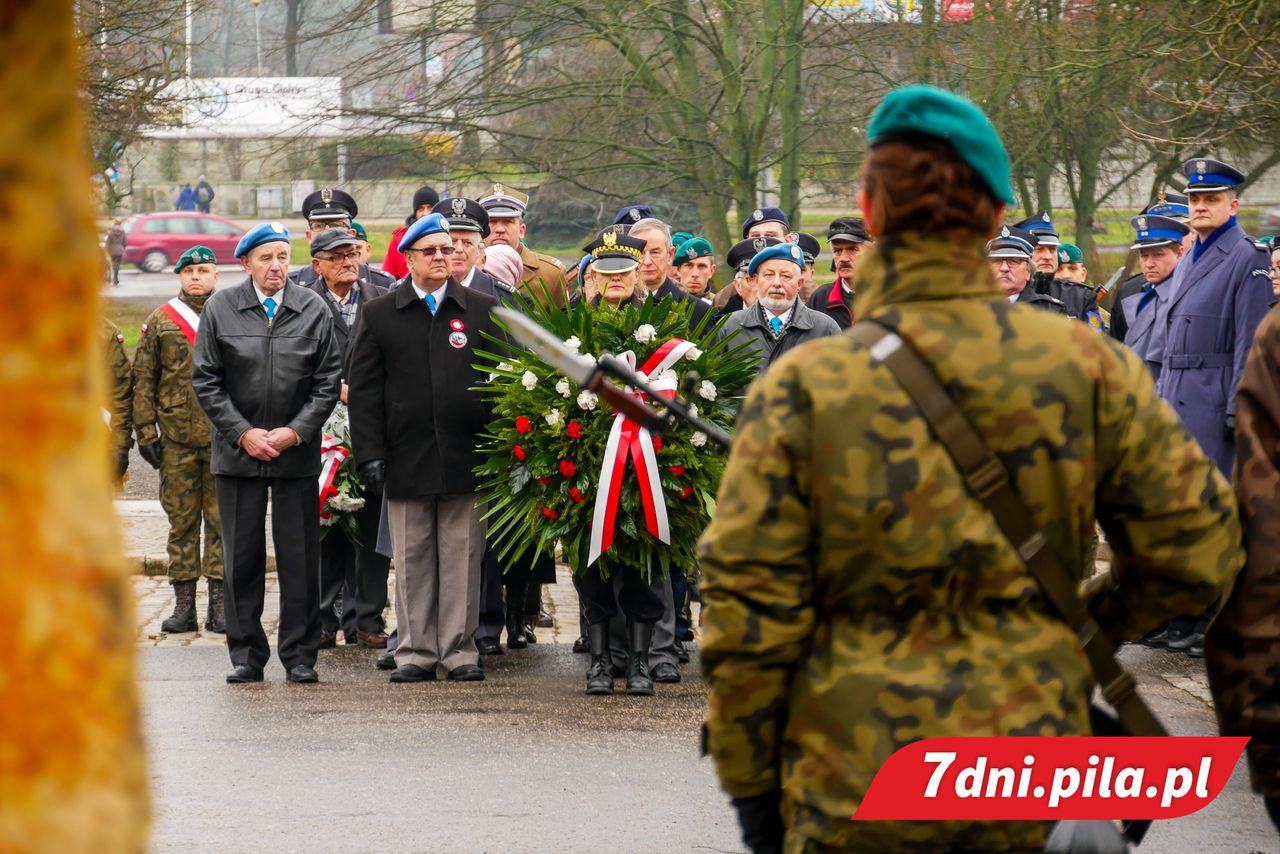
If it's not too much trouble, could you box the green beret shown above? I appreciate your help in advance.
[175,244,217,273]
[867,84,1015,206]
[1057,242,1084,264]
[351,221,368,241]
[671,231,693,249]
[674,237,714,266]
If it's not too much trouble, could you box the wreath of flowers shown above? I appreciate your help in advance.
[318,402,365,546]
[475,296,759,578]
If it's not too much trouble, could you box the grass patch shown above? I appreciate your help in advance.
[106,299,159,355]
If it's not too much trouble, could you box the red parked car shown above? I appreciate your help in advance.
[121,212,246,272]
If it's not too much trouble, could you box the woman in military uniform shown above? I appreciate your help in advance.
[698,85,1244,853]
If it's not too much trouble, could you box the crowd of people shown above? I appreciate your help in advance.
[99,82,1280,851]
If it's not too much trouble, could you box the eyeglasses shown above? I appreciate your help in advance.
[317,250,360,263]
[406,246,455,257]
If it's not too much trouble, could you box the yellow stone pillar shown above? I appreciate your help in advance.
[0,3,149,851]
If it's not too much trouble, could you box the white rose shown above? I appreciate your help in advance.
[633,324,657,344]
[691,431,707,447]
[544,408,562,426]
[577,390,598,411]
[555,378,572,398]
[698,380,717,401]
[685,346,703,361]
[564,336,581,353]
[521,370,538,391]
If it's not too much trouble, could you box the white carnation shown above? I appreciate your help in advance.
[329,493,366,513]
[555,378,572,398]
[658,368,678,386]
[521,370,538,391]
[691,431,707,447]
[698,380,717,401]
[544,408,562,426]
[685,346,703,361]
[688,404,698,418]
[319,514,338,527]
[577,390,598,411]
[633,324,657,344]
[564,336,581,353]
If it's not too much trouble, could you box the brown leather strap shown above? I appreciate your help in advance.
[852,320,1166,738]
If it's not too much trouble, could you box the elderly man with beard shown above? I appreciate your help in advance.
[717,242,840,379]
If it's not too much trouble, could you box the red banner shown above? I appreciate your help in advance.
[853,737,1247,821]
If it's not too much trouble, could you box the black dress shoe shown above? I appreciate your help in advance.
[448,664,485,682]
[537,607,554,628]
[652,662,681,683]
[674,640,690,664]
[286,664,319,683]
[389,664,436,683]
[572,636,589,654]
[476,637,503,656]
[376,651,396,670]
[226,664,264,683]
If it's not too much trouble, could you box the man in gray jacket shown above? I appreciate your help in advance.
[192,222,342,684]
[717,242,841,379]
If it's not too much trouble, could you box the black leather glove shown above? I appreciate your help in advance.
[1224,414,1236,441]
[115,451,130,480]
[138,442,163,470]
[356,459,386,495]
[730,790,783,854]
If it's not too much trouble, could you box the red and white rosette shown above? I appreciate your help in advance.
[318,434,349,518]
[587,337,699,566]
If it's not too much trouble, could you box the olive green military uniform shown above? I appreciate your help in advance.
[104,318,133,464]
[518,243,569,308]
[698,233,1243,853]
[132,293,223,582]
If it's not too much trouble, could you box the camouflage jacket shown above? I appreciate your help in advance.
[131,292,213,448]
[104,318,133,458]
[1207,304,1280,796]
[697,232,1242,852]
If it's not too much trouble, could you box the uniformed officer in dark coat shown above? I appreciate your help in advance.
[806,217,870,330]
[290,187,398,290]
[1117,214,1189,381]
[1012,211,1101,324]
[712,236,781,319]
[987,226,1070,316]
[306,227,391,650]
[1111,192,1190,343]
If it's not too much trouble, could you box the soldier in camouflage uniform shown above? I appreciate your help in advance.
[698,85,1243,854]
[132,245,224,634]
[104,318,133,481]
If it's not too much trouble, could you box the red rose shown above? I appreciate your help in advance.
[652,436,663,452]
[541,506,559,520]
[559,460,577,477]
[566,421,583,439]
[679,485,693,500]
[537,476,553,485]
[569,487,585,503]
[513,445,527,461]
[667,465,686,477]
[515,416,533,435]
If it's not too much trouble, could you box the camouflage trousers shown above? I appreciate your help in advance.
[160,441,223,582]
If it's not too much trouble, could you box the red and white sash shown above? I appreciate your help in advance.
[160,297,200,345]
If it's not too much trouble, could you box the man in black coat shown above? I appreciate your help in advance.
[305,228,391,651]
[191,222,343,684]
[629,217,712,331]
[347,213,503,683]
[806,217,870,330]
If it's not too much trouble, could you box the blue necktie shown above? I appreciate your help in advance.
[263,297,277,320]
[1134,284,1157,317]
[769,316,782,335]
[424,293,437,314]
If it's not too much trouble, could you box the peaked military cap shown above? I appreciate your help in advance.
[613,204,653,225]
[727,236,782,273]
[301,187,357,222]
[175,244,216,273]
[747,242,805,277]
[441,196,490,238]
[397,212,451,253]
[585,230,646,274]
[235,221,290,259]
[310,227,361,257]
[867,84,1016,205]
[1183,157,1246,193]
[1130,214,1190,250]
[827,217,869,245]
[674,237,715,266]
[1014,211,1060,246]
[1142,191,1190,222]
[741,206,790,239]
[479,183,529,217]
[795,232,821,264]
[986,225,1036,261]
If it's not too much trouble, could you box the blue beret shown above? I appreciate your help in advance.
[577,254,591,280]
[397,212,451,253]
[867,84,1015,206]
[741,206,790,239]
[747,242,805,276]
[235,222,290,259]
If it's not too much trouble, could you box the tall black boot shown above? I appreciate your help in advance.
[626,621,655,696]
[161,579,198,633]
[586,622,614,695]
[204,578,226,634]
[505,585,527,650]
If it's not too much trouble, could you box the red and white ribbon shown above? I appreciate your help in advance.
[160,296,200,345]
[587,337,698,565]
[318,434,349,518]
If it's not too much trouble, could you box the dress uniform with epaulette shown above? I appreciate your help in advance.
[478,183,569,308]
[290,187,399,290]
